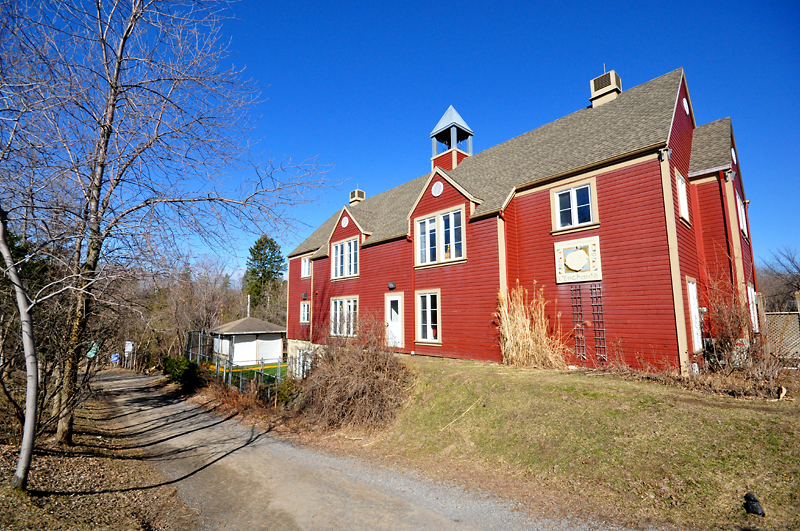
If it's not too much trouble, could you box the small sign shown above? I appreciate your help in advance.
[555,236,602,284]
[125,341,134,354]
[87,341,99,359]
[110,353,120,364]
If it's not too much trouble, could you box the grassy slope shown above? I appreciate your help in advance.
[373,356,799,530]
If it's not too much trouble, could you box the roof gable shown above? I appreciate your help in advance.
[406,168,480,223]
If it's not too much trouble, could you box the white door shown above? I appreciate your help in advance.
[385,294,403,348]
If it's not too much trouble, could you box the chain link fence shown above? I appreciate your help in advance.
[183,330,305,400]
[764,312,800,368]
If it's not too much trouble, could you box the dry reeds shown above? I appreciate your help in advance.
[496,282,568,369]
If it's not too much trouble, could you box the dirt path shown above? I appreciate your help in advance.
[98,372,632,531]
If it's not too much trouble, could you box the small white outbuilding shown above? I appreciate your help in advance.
[211,317,285,367]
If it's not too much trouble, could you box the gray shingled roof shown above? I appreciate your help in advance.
[290,174,429,258]
[211,317,284,335]
[688,117,732,177]
[289,68,684,258]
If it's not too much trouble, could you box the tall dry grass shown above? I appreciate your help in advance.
[496,282,568,369]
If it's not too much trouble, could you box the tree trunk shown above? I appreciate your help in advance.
[55,291,88,445]
[51,367,62,427]
[0,208,38,490]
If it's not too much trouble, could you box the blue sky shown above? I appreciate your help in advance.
[219,0,799,273]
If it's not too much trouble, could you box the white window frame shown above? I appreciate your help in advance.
[555,183,593,230]
[415,207,465,266]
[687,278,702,352]
[736,191,748,237]
[332,237,359,279]
[301,256,311,278]
[331,297,358,337]
[300,301,310,324]
[677,171,689,221]
[416,290,441,343]
[747,283,759,333]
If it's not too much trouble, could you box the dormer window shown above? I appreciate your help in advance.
[415,207,464,266]
[332,237,358,279]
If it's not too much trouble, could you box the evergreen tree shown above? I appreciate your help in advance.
[242,235,286,307]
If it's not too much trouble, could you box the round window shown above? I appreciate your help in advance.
[341,216,349,228]
[431,181,444,197]
[683,98,689,115]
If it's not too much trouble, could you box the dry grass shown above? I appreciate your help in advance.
[496,282,568,369]
[364,356,800,531]
[297,320,414,429]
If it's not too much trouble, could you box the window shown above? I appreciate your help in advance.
[736,191,748,237]
[747,283,759,333]
[556,184,593,230]
[331,297,357,336]
[677,171,689,221]
[300,302,310,324]
[301,257,311,278]
[416,208,463,266]
[687,279,702,352]
[417,291,440,342]
[332,238,358,279]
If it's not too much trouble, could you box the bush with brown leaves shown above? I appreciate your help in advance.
[298,319,414,429]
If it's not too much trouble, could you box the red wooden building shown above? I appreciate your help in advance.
[286,69,758,374]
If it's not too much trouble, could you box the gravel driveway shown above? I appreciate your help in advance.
[98,372,632,531]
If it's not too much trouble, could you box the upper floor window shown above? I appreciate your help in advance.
[332,237,358,279]
[736,191,748,237]
[416,208,463,266]
[677,171,689,221]
[301,257,311,278]
[556,184,593,230]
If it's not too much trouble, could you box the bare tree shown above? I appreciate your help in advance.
[1,0,327,490]
[761,247,800,311]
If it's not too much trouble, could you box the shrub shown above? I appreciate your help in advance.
[162,357,203,390]
[496,282,568,369]
[297,319,414,429]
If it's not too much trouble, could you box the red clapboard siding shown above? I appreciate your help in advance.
[311,237,413,345]
[669,79,700,357]
[433,151,454,171]
[287,255,312,341]
[456,151,469,166]
[508,157,679,369]
[696,178,733,287]
[503,199,521,283]
[411,176,502,362]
